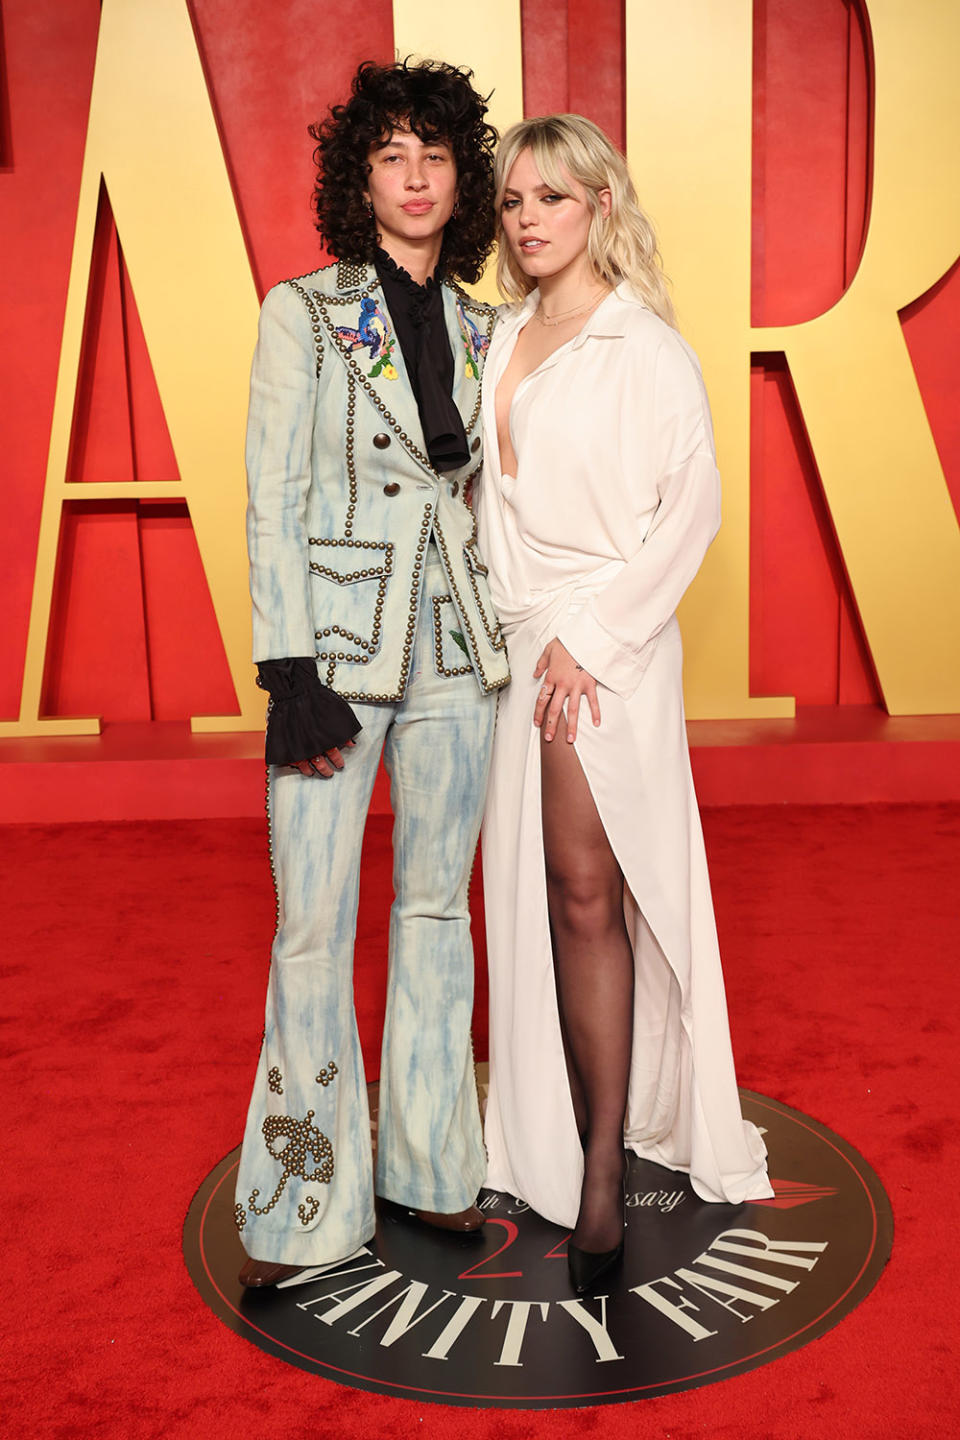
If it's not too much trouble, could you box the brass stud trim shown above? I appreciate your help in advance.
[345,376,358,537]
[336,258,369,290]
[286,281,325,378]
[432,595,472,677]
[309,537,393,662]
[246,1105,336,1217]
[431,519,508,693]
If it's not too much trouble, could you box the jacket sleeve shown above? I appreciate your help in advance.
[245,282,320,662]
[556,333,721,699]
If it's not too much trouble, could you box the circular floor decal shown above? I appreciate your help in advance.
[184,1079,892,1408]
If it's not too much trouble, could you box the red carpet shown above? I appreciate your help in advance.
[4,804,958,1437]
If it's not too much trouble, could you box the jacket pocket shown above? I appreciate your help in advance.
[309,537,393,663]
[462,540,503,649]
[431,595,473,677]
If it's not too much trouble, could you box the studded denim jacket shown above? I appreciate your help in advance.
[245,260,510,701]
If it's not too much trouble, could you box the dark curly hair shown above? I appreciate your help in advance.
[309,59,497,284]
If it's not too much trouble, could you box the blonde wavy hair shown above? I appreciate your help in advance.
[494,113,676,327]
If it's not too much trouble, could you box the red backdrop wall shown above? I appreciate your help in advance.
[1,0,958,725]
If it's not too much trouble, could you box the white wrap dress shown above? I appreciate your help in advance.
[477,284,772,1229]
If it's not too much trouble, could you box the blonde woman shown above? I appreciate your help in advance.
[478,115,772,1294]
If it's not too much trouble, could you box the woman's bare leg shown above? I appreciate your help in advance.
[541,730,634,1254]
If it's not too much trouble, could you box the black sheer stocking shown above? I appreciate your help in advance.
[541,731,634,1255]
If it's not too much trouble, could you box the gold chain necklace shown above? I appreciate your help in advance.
[535,289,609,327]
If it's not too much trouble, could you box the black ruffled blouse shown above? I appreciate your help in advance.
[374,247,469,473]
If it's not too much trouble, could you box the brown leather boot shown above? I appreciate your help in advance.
[413,1205,484,1232]
[238,1257,307,1287]
[377,1196,485,1233]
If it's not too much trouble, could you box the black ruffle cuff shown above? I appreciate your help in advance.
[256,657,362,765]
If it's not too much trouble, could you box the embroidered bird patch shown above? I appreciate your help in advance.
[335,296,399,379]
[455,299,490,380]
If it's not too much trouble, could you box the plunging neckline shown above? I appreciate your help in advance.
[494,322,580,480]
[493,290,616,480]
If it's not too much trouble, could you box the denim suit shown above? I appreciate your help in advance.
[235,260,509,1266]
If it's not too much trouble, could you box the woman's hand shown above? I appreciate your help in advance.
[289,739,356,777]
[533,639,601,743]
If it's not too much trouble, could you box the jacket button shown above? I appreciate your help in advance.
[471,436,481,453]
[373,433,391,449]
[383,483,400,497]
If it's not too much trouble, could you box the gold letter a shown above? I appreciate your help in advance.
[2,0,262,736]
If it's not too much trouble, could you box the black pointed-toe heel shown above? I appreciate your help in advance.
[567,1238,624,1295]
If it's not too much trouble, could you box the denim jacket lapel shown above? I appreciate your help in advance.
[444,283,494,448]
[309,260,435,475]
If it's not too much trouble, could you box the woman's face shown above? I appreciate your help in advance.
[499,147,609,285]
[364,127,458,253]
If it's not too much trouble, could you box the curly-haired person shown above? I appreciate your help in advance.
[235,59,509,1287]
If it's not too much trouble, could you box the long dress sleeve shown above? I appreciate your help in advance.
[557,333,721,699]
[246,283,320,662]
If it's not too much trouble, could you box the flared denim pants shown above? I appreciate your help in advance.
[235,547,497,1266]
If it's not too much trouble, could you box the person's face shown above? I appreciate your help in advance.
[499,147,609,285]
[364,127,458,252]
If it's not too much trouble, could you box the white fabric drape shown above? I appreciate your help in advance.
[478,286,772,1228]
